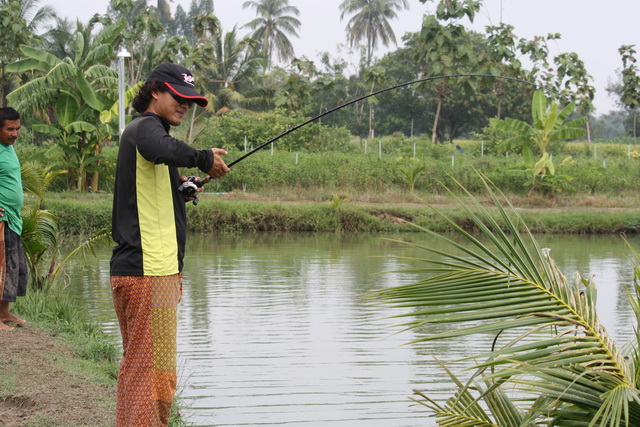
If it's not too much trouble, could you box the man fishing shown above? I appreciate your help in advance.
[110,62,229,425]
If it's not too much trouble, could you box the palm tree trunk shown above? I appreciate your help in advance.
[91,143,102,193]
[634,110,637,146]
[369,104,374,139]
[77,133,86,191]
[432,95,442,144]
[187,106,197,144]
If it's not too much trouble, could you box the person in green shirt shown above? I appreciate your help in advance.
[0,107,27,331]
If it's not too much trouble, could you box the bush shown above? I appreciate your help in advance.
[192,108,354,154]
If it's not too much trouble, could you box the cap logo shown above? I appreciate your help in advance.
[181,73,195,87]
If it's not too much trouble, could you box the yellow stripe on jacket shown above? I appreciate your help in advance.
[135,149,179,276]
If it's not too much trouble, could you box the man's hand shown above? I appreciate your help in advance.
[0,207,4,217]
[208,148,230,179]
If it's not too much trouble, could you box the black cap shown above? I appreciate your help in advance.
[146,63,208,107]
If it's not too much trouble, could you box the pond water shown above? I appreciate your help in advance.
[65,233,638,426]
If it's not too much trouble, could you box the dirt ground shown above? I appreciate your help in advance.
[0,325,116,427]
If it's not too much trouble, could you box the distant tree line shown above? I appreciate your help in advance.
[0,0,637,190]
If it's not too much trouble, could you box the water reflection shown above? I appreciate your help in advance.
[64,233,638,426]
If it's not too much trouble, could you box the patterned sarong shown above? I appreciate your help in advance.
[0,221,28,302]
[111,274,182,426]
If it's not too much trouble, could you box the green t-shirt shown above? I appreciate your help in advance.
[0,144,23,235]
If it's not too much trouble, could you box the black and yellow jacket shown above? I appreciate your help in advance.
[110,113,214,276]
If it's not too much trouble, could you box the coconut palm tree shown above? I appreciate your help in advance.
[206,25,267,112]
[41,16,75,59]
[372,175,640,426]
[6,0,56,34]
[21,161,111,290]
[241,0,301,68]
[339,0,409,67]
[0,0,55,105]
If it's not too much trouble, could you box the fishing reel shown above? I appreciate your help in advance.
[178,176,204,205]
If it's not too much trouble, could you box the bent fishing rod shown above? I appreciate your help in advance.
[226,73,550,168]
[183,73,555,200]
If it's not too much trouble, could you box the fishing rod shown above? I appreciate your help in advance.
[182,73,550,202]
[226,73,546,168]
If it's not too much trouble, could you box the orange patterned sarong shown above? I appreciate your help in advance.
[111,274,182,426]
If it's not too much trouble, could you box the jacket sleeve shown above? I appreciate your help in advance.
[135,117,214,174]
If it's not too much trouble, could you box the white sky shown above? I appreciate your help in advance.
[50,0,640,114]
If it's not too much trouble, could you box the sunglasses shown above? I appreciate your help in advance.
[170,92,193,106]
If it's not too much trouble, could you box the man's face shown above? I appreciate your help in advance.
[0,120,21,146]
[153,91,191,127]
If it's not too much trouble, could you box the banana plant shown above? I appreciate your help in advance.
[490,90,586,194]
[6,18,126,191]
[372,174,640,426]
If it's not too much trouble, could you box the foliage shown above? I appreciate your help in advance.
[517,32,561,95]
[490,90,587,194]
[193,108,353,153]
[20,162,111,290]
[414,0,481,143]
[0,0,55,105]
[242,0,301,68]
[327,194,350,210]
[472,125,513,155]
[7,18,125,191]
[195,24,267,115]
[483,23,528,120]
[108,0,165,85]
[339,0,409,67]
[618,45,640,143]
[555,51,595,116]
[372,174,640,426]
[398,158,426,193]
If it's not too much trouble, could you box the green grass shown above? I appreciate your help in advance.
[14,286,118,367]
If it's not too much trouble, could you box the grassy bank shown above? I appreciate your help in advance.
[44,192,640,236]
[2,285,118,426]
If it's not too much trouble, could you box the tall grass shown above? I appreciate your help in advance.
[14,284,118,365]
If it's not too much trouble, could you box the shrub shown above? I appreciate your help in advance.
[192,109,353,154]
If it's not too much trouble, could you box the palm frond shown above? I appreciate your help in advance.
[371,170,637,425]
[50,227,113,284]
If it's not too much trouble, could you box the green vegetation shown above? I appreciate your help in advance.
[3,0,640,423]
[14,285,118,370]
[16,130,640,198]
[39,193,640,236]
[3,0,638,195]
[490,90,587,194]
[372,176,640,425]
